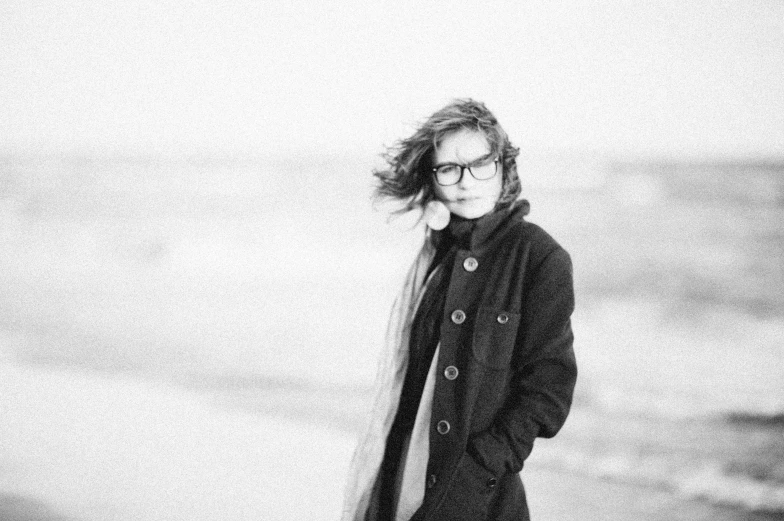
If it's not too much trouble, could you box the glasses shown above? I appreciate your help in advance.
[432,157,499,186]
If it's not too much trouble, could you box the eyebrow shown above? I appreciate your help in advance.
[432,152,494,169]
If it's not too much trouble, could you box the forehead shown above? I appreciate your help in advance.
[434,129,491,163]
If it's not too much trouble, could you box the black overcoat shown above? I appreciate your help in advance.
[409,200,577,521]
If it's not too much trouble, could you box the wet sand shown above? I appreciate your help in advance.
[525,468,783,521]
[192,373,784,521]
[3,364,781,521]
[1,464,776,521]
[1,477,777,521]
[0,494,76,521]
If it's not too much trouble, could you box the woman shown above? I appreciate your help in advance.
[343,99,577,521]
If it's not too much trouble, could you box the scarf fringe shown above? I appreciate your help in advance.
[341,239,436,521]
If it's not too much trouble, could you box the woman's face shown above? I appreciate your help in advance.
[431,129,503,219]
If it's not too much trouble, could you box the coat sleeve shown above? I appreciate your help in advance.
[468,246,577,476]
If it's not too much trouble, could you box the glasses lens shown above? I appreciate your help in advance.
[470,160,498,180]
[435,165,461,186]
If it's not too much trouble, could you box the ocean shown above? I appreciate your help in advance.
[1,153,782,516]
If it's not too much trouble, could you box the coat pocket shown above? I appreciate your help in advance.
[436,452,498,520]
[470,307,520,370]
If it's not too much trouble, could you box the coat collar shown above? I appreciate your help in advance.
[433,199,530,254]
[470,198,530,251]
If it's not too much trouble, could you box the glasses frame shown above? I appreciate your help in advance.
[431,158,500,187]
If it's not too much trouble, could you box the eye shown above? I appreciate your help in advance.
[436,164,459,175]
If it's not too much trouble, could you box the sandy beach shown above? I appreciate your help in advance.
[3,0,784,516]
[1,363,354,520]
[3,363,781,521]
[2,156,782,520]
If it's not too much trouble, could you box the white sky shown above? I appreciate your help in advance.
[1,0,783,158]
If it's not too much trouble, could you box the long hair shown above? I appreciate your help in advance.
[373,99,521,215]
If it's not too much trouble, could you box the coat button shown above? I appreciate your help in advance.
[427,474,437,489]
[496,313,509,324]
[436,420,450,435]
[444,365,459,380]
[451,310,466,324]
[463,257,478,272]
[487,477,498,488]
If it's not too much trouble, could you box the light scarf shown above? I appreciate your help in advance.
[341,238,438,521]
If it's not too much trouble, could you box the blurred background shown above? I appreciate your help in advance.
[1,1,783,520]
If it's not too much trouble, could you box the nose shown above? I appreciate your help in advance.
[457,166,477,189]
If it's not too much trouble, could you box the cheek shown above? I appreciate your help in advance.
[488,174,504,199]
[433,183,450,201]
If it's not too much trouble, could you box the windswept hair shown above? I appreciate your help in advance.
[373,98,521,215]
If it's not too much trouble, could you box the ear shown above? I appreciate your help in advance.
[424,200,450,230]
